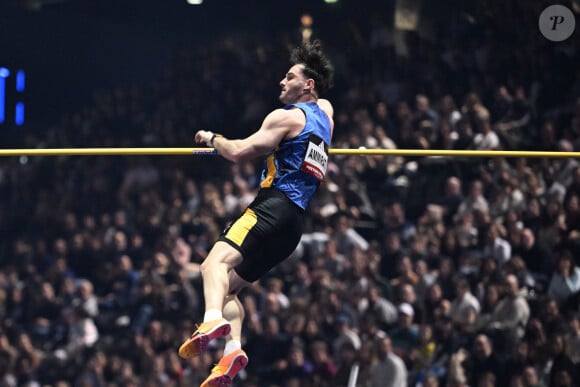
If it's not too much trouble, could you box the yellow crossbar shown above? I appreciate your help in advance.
[0,148,577,158]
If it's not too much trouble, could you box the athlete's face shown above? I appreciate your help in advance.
[279,64,312,104]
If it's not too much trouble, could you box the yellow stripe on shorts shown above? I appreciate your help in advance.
[260,152,277,188]
[226,208,258,246]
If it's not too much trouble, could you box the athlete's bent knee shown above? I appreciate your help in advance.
[199,258,226,278]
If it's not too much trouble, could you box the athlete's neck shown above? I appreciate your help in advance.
[296,91,318,104]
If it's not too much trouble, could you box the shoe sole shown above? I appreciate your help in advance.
[178,321,231,359]
[202,353,248,387]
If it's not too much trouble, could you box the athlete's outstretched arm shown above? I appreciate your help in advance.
[195,108,304,163]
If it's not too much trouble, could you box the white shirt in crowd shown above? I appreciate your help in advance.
[449,291,481,324]
[483,237,512,266]
[547,267,580,302]
[473,131,500,150]
[368,352,407,387]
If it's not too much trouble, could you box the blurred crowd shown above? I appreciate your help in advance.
[1,2,580,387]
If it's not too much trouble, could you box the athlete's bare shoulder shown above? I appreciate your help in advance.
[263,108,305,132]
[317,99,334,136]
[317,98,334,118]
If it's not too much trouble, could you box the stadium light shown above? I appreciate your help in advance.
[324,0,338,3]
[300,14,313,43]
[186,0,203,4]
[395,0,421,30]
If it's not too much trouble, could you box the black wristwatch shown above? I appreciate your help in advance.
[210,133,221,147]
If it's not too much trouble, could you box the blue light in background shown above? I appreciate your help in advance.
[15,102,25,126]
[16,70,25,92]
[16,70,25,125]
[0,67,8,124]
[0,81,4,124]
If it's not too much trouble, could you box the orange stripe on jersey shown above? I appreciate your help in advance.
[260,152,277,188]
[225,208,258,246]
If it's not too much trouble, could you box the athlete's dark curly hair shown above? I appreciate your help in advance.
[290,40,334,96]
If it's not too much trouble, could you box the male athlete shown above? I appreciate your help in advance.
[178,40,334,386]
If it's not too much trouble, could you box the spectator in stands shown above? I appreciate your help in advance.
[0,333,18,386]
[544,334,578,387]
[540,299,568,336]
[439,95,462,132]
[333,213,370,254]
[423,282,446,323]
[449,278,480,332]
[482,223,512,266]
[389,303,419,356]
[462,334,503,386]
[413,94,439,133]
[381,202,417,244]
[14,332,42,385]
[457,180,489,216]
[514,228,554,285]
[283,343,314,384]
[522,366,546,387]
[359,284,398,330]
[380,232,405,280]
[547,249,580,304]
[566,313,580,364]
[53,306,99,363]
[493,86,531,149]
[503,340,532,384]
[332,313,362,360]
[310,340,338,387]
[408,324,437,380]
[470,107,500,150]
[369,336,407,387]
[0,3,579,385]
[483,274,530,354]
[73,279,98,319]
[332,341,359,386]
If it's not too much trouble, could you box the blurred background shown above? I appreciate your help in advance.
[3,0,570,128]
[0,1,579,387]
[2,0,393,125]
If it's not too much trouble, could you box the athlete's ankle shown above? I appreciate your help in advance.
[224,340,242,356]
[203,309,223,322]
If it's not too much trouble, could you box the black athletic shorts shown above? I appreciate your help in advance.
[218,187,304,283]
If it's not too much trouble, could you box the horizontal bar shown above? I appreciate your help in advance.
[331,149,580,158]
[0,148,216,156]
[0,147,578,158]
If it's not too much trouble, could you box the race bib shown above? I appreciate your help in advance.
[300,135,329,181]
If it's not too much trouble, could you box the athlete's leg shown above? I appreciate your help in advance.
[223,270,251,351]
[222,294,245,337]
[199,241,243,316]
[200,271,250,386]
[178,241,243,359]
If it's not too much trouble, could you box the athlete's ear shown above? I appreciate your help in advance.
[304,78,315,92]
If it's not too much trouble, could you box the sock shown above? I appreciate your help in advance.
[203,309,223,322]
[224,340,242,356]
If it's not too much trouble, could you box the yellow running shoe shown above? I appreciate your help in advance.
[178,318,231,359]
[201,349,248,387]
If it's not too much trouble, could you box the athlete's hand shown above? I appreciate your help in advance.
[195,130,213,146]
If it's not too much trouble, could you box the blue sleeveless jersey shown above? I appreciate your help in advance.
[259,102,332,210]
